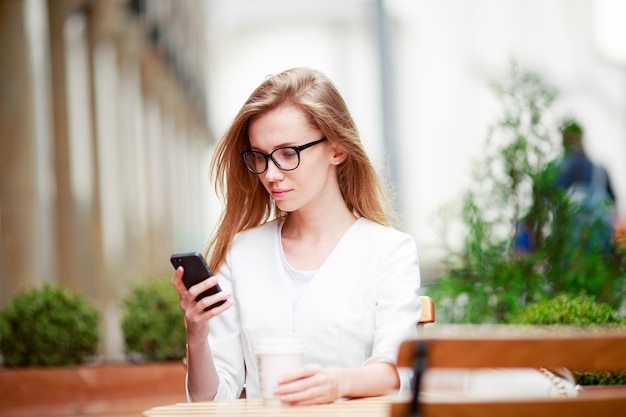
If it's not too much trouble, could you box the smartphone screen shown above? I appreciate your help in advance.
[170,252,226,311]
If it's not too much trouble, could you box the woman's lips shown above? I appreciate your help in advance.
[271,189,290,199]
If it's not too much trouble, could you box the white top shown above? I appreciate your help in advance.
[278,221,317,314]
[205,218,422,400]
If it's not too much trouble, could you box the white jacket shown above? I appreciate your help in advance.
[206,218,421,399]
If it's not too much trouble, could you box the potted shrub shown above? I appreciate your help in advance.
[120,275,186,362]
[0,283,100,367]
[0,282,187,416]
[507,293,626,386]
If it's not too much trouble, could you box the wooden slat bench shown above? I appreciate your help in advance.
[392,327,626,417]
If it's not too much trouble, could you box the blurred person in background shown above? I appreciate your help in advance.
[514,118,617,256]
[554,118,616,255]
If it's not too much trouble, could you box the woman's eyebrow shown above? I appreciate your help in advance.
[249,141,298,152]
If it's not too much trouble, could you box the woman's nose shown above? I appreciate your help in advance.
[263,158,284,180]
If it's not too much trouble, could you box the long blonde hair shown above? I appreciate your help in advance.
[206,67,396,272]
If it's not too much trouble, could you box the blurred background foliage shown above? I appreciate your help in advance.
[427,62,626,325]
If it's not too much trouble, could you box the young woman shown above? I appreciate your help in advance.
[172,67,421,405]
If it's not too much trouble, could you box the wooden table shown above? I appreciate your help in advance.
[141,392,481,417]
[142,395,415,417]
[141,384,626,417]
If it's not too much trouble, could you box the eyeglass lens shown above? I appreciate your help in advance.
[243,147,300,173]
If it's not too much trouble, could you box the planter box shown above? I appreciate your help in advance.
[0,362,187,417]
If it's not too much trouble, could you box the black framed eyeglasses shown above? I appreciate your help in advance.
[241,137,327,174]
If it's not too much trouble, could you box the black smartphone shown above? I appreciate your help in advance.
[170,252,226,311]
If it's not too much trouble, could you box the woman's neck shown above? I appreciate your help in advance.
[280,204,357,271]
[282,203,356,240]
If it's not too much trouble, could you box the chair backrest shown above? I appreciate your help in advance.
[418,296,435,325]
[393,329,626,417]
[416,296,435,338]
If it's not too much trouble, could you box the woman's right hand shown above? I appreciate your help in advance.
[171,266,232,345]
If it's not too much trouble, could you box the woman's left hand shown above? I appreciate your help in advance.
[274,364,343,405]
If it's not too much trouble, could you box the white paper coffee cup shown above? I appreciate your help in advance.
[256,337,304,405]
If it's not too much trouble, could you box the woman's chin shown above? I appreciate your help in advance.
[275,200,298,213]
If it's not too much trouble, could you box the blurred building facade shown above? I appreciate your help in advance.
[0,0,212,359]
[2,0,626,361]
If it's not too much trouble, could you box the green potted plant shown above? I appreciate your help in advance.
[0,284,102,414]
[0,283,100,367]
[120,276,186,362]
[0,282,187,416]
[507,293,626,386]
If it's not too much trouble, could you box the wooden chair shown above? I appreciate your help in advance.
[418,295,435,324]
[392,329,626,417]
[417,295,435,337]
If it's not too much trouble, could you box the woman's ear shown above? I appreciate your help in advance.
[330,144,348,165]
